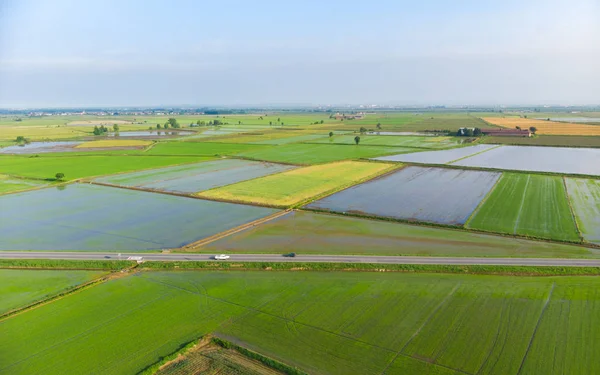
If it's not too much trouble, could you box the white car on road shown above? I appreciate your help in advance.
[214,254,230,260]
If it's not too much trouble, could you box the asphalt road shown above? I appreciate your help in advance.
[2,252,600,267]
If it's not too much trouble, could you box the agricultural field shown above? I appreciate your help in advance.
[0,174,47,194]
[0,155,206,180]
[198,161,396,207]
[375,144,497,164]
[467,174,580,242]
[75,139,152,148]
[156,341,286,375]
[202,210,598,258]
[310,134,460,148]
[95,159,296,194]
[236,143,406,164]
[0,141,82,154]
[0,184,278,251]
[0,269,106,315]
[452,145,600,176]
[211,131,331,145]
[565,178,600,244]
[306,166,500,225]
[2,270,600,375]
[481,135,600,148]
[482,117,600,135]
[144,141,269,156]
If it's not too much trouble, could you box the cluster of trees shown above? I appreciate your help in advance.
[15,135,31,144]
[93,125,109,135]
[457,128,482,136]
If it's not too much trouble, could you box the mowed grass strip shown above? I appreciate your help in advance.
[467,173,580,242]
[565,178,600,244]
[75,139,152,148]
[197,161,396,207]
[0,155,208,180]
[235,143,406,164]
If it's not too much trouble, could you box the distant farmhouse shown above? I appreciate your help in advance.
[481,128,531,137]
[334,112,366,120]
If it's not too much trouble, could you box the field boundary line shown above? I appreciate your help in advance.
[141,141,158,152]
[513,175,531,235]
[380,282,466,375]
[0,267,136,323]
[446,144,502,165]
[464,171,504,228]
[516,282,556,375]
[182,210,293,250]
[562,177,584,242]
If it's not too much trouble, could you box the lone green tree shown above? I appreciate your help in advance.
[166,118,180,128]
[376,123,382,130]
[529,126,537,134]
[359,127,367,134]
[113,124,119,132]
[354,135,360,145]
[329,131,334,137]
[15,135,26,143]
[55,172,65,181]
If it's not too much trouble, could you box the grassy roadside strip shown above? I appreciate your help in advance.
[0,268,134,322]
[0,259,135,270]
[140,261,600,276]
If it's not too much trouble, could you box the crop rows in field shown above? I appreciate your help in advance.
[3,271,599,375]
[306,166,500,225]
[483,117,600,135]
[467,174,580,242]
[198,161,396,207]
[0,184,278,251]
[95,159,296,194]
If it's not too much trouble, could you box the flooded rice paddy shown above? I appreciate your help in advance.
[0,184,278,251]
[452,145,600,176]
[0,141,82,154]
[306,166,500,225]
[373,144,497,164]
[94,159,295,193]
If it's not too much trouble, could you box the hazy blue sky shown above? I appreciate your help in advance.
[1,0,598,107]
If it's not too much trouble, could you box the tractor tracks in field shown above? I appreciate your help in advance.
[516,282,556,375]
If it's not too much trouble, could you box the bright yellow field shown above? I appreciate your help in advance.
[483,117,600,135]
[197,161,398,206]
[0,126,92,141]
[75,140,152,148]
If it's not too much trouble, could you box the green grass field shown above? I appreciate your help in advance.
[0,155,208,180]
[0,174,48,194]
[145,142,270,156]
[467,174,580,242]
[0,269,106,315]
[198,161,396,206]
[236,143,407,164]
[2,270,599,375]
[201,210,598,258]
[310,135,460,148]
